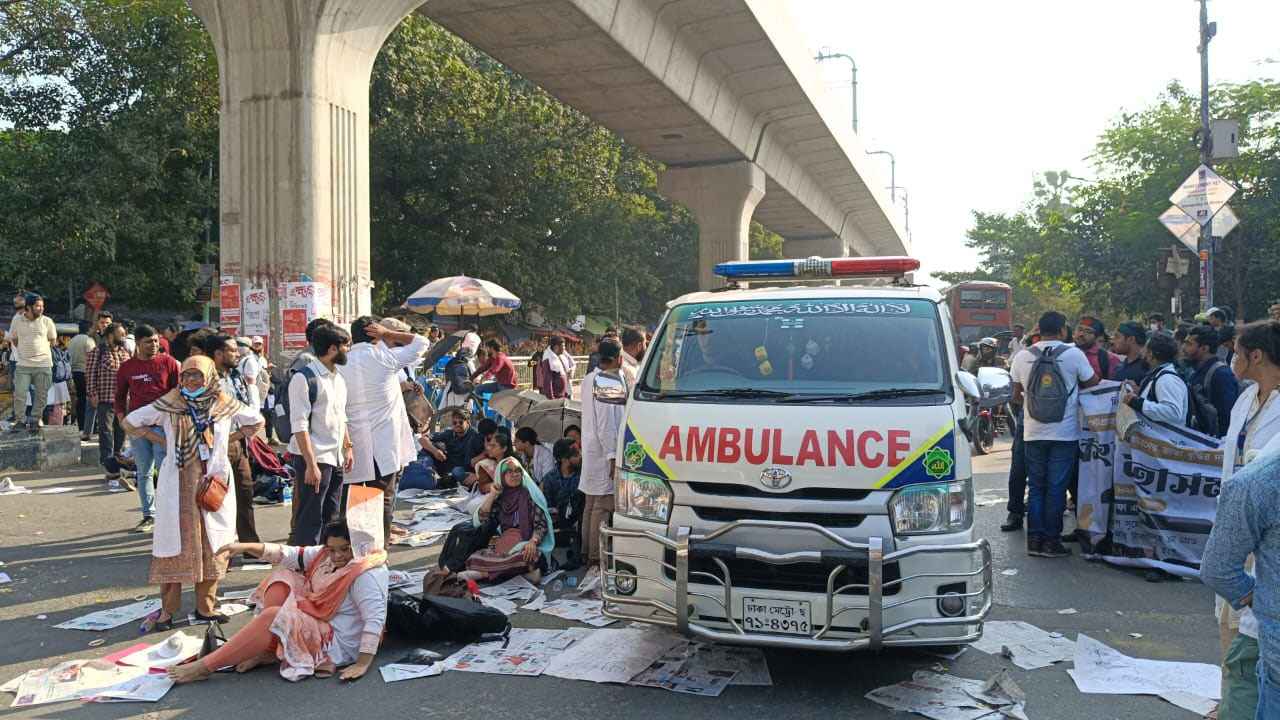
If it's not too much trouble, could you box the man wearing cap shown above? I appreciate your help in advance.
[1112,322,1151,385]
[1074,316,1121,381]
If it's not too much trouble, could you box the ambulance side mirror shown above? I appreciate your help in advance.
[592,371,629,405]
[955,371,980,400]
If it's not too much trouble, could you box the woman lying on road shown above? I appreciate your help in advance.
[169,520,389,684]
[124,355,263,632]
[462,457,555,584]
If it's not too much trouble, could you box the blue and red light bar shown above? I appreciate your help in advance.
[713,256,920,281]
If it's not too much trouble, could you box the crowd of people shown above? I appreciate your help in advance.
[992,307,1280,720]
[3,295,649,685]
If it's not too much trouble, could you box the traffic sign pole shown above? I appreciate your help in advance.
[1197,0,1215,312]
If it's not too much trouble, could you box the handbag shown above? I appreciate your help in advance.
[198,619,228,659]
[197,473,230,513]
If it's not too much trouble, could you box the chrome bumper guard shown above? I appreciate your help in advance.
[599,520,993,651]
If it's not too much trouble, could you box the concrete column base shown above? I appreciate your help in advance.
[659,161,766,290]
[0,426,83,472]
[782,235,846,260]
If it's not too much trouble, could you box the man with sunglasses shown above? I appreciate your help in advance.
[419,409,485,489]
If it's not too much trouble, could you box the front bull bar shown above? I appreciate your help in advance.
[599,519,993,651]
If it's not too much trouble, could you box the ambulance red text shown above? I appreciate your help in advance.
[657,426,911,468]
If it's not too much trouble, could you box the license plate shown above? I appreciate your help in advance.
[741,597,812,636]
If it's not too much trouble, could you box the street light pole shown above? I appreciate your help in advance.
[891,186,910,243]
[814,50,858,132]
[1197,0,1216,311]
[866,150,896,203]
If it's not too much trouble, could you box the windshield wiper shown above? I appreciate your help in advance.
[776,388,945,404]
[647,388,795,400]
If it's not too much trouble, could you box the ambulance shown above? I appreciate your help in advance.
[596,256,993,651]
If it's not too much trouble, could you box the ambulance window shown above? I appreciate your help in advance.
[640,298,948,401]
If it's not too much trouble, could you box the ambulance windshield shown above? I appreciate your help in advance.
[639,298,948,401]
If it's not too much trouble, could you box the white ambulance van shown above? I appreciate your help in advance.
[597,256,992,651]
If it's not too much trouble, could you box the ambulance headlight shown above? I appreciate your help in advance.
[889,480,972,535]
[616,471,672,524]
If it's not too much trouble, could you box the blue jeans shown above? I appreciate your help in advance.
[1258,657,1280,720]
[131,429,165,519]
[1024,440,1076,541]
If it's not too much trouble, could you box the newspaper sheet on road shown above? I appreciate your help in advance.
[970,620,1076,670]
[544,628,684,684]
[9,661,147,708]
[478,575,539,603]
[380,663,444,683]
[629,641,769,696]
[539,598,617,627]
[92,674,175,703]
[1068,634,1220,707]
[865,670,1027,720]
[387,569,427,591]
[444,628,590,677]
[54,599,162,631]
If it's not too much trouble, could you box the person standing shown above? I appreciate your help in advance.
[204,333,260,546]
[1212,320,1280,720]
[113,325,179,532]
[340,317,427,540]
[1001,331,1037,533]
[124,355,263,631]
[1124,332,1190,427]
[1111,322,1151,385]
[7,293,57,432]
[288,324,353,546]
[68,321,96,438]
[579,338,626,589]
[460,324,481,356]
[87,323,132,489]
[1007,323,1026,358]
[1074,316,1120,380]
[1010,312,1099,558]
[538,336,575,400]
[620,326,647,387]
[1185,325,1240,437]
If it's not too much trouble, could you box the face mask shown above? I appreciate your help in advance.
[181,385,207,399]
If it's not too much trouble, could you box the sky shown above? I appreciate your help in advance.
[788,0,1279,285]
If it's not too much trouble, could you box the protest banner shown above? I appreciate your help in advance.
[1075,383,1222,578]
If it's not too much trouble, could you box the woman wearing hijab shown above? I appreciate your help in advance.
[463,457,554,583]
[123,355,263,631]
[168,520,388,684]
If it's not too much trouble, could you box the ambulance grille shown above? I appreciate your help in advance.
[663,549,902,595]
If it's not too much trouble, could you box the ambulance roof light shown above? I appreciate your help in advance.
[713,256,920,281]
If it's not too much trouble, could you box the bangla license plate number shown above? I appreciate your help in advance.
[742,597,812,636]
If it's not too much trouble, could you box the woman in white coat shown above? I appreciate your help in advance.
[123,355,263,631]
[1215,319,1280,720]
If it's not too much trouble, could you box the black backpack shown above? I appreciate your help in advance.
[1188,360,1226,437]
[438,519,494,573]
[386,590,510,644]
[1025,345,1072,423]
[271,366,318,443]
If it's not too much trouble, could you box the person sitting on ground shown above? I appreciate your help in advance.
[464,427,513,494]
[461,457,554,584]
[169,520,388,684]
[564,423,582,452]
[514,426,554,482]
[540,438,584,531]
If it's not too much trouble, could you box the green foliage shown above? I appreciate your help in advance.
[749,222,783,259]
[939,80,1280,326]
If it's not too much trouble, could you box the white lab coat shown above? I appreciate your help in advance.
[339,336,428,484]
[579,368,625,496]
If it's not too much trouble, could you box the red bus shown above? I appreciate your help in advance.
[943,281,1013,346]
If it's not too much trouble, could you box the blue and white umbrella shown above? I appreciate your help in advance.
[403,275,521,316]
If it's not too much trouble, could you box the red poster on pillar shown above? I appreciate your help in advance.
[282,308,308,350]
[219,276,242,336]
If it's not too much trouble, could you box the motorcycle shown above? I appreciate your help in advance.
[965,366,1015,455]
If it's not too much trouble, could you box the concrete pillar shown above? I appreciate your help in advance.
[189,0,420,357]
[782,235,846,260]
[658,161,766,290]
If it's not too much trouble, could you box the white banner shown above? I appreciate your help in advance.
[1076,382,1222,578]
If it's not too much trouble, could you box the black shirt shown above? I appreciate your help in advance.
[1115,357,1150,386]
[430,427,484,472]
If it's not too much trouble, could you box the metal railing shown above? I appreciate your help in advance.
[600,519,992,652]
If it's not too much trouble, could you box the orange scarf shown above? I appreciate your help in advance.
[297,548,388,621]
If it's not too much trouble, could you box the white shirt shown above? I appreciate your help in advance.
[461,332,481,355]
[123,334,136,356]
[339,337,428,484]
[8,314,56,367]
[580,368,626,496]
[1136,363,1189,427]
[237,353,263,410]
[1010,340,1096,442]
[1007,337,1025,359]
[621,350,640,388]
[530,442,555,482]
[287,360,348,467]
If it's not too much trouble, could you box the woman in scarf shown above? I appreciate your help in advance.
[123,355,262,631]
[169,520,389,684]
[463,457,554,584]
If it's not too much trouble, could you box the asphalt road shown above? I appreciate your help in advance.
[0,442,1217,719]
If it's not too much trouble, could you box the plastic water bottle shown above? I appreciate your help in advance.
[282,483,293,506]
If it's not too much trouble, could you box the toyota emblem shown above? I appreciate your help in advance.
[759,467,793,491]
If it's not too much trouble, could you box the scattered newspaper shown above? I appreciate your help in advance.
[544,628,684,684]
[218,588,255,601]
[629,641,769,696]
[380,663,443,683]
[117,632,203,670]
[522,591,547,612]
[480,597,518,616]
[444,628,590,677]
[1068,634,1220,709]
[92,674,174,703]
[478,575,539,603]
[539,598,616,627]
[394,531,447,548]
[1,672,28,693]
[388,570,427,591]
[970,620,1076,670]
[866,670,1028,720]
[9,661,147,708]
[54,599,161,631]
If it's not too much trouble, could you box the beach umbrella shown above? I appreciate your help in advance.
[403,275,521,317]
